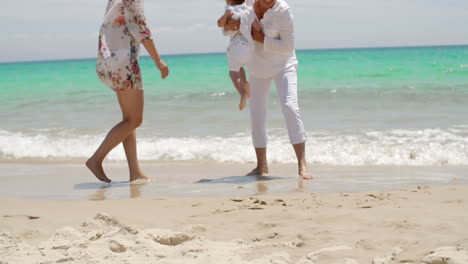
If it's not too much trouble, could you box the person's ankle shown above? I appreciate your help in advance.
[88,156,102,164]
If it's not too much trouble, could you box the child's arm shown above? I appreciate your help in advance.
[252,19,262,32]
[217,10,232,28]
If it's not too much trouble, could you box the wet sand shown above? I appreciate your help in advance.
[0,162,466,200]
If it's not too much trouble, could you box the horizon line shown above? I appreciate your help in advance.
[1,44,467,65]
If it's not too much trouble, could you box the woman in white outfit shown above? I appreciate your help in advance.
[225,0,311,179]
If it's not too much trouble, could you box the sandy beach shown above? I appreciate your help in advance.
[1,0,467,261]
[1,162,468,263]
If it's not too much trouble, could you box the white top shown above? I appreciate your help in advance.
[223,3,255,46]
[247,0,298,79]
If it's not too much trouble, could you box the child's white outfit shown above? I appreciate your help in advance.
[224,2,255,72]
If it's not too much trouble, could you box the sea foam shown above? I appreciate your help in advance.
[0,127,467,165]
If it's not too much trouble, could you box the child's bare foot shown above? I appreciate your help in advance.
[86,158,111,183]
[239,92,248,111]
[244,81,250,99]
[253,20,262,32]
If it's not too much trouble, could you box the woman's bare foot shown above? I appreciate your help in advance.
[246,166,269,177]
[86,158,111,183]
[129,173,151,183]
[299,165,312,180]
[130,178,151,186]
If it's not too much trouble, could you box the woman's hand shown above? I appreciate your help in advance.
[224,18,241,31]
[142,39,168,79]
[251,26,265,43]
[155,59,169,79]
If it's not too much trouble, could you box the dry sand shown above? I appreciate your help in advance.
[1,185,468,263]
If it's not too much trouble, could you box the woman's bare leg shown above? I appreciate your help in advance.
[116,92,149,182]
[247,76,270,176]
[293,142,312,179]
[86,89,144,183]
[122,131,149,182]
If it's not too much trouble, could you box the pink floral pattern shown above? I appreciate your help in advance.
[96,0,152,91]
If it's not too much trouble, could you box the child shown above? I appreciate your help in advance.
[217,0,256,111]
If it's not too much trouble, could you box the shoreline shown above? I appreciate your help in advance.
[0,162,467,201]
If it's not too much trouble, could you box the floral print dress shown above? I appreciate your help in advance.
[96,0,152,91]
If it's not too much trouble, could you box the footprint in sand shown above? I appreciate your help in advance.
[184,224,207,234]
[145,229,193,246]
[251,232,279,242]
[373,247,403,264]
[423,246,468,264]
[2,215,40,220]
[93,213,122,227]
[44,226,85,250]
[256,222,278,230]
[296,245,353,263]
[109,240,127,253]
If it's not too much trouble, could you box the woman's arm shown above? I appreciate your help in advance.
[263,10,295,54]
[142,39,169,79]
[124,0,168,79]
[123,0,152,43]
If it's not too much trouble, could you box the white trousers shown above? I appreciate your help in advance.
[249,65,307,148]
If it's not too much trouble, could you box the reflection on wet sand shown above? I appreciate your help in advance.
[296,178,306,192]
[256,181,268,194]
[88,180,150,200]
[257,176,308,194]
[85,175,306,201]
[89,186,108,201]
[130,182,145,198]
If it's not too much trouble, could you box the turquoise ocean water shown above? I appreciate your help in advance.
[1,46,467,165]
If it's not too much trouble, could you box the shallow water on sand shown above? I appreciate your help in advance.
[0,163,466,200]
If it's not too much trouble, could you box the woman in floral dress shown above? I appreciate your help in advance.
[87,0,169,183]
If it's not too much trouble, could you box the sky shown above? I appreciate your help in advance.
[1,0,467,62]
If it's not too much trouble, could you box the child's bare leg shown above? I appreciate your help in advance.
[229,71,248,111]
[239,67,250,99]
